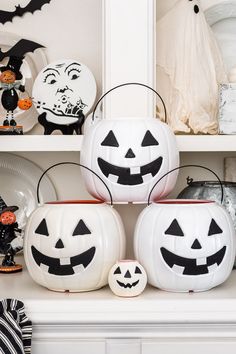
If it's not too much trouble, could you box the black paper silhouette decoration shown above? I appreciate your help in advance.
[0,0,51,25]
[0,196,22,273]
[32,59,97,135]
[0,39,45,61]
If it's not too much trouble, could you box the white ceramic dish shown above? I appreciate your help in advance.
[0,153,57,230]
[205,1,236,74]
[0,31,47,132]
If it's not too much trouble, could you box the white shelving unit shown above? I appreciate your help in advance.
[1,1,236,353]
[3,258,236,353]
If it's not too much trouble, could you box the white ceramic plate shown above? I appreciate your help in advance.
[205,1,236,74]
[0,31,48,132]
[0,153,57,230]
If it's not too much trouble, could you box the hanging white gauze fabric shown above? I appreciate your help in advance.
[156,0,227,134]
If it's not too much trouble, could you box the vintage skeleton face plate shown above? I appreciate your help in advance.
[33,59,97,125]
[24,202,125,292]
[108,260,147,297]
[134,200,236,292]
[81,118,179,203]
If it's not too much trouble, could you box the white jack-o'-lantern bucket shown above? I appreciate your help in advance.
[24,163,126,292]
[134,165,236,292]
[80,82,179,203]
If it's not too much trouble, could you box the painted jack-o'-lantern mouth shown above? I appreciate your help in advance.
[116,280,140,288]
[97,156,163,185]
[161,246,226,275]
[31,246,96,276]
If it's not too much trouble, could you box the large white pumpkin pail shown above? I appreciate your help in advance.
[134,165,236,292]
[24,162,126,292]
[81,82,179,203]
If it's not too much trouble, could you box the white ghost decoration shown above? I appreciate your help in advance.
[156,0,227,134]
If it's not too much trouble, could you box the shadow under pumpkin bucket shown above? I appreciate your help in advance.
[134,165,236,293]
[24,162,126,293]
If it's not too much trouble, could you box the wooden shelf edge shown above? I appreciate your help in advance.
[0,135,235,152]
[0,135,83,152]
[176,135,236,152]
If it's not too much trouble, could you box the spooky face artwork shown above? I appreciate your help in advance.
[80,118,179,203]
[134,200,236,292]
[108,260,147,297]
[24,202,126,292]
[33,59,97,126]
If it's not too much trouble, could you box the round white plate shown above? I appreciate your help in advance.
[0,31,47,132]
[0,153,57,229]
[32,59,97,126]
[205,1,236,74]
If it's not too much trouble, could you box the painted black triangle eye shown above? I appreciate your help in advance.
[165,219,184,237]
[73,219,91,236]
[101,130,119,147]
[35,219,49,236]
[135,266,142,274]
[114,266,121,274]
[208,219,223,236]
[141,130,159,147]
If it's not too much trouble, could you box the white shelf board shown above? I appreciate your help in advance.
[0,135,83,152]
[2,257,236,327]
[0,135,235,152]
[176,135,236,152]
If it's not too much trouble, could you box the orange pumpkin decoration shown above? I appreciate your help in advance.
[0,211,16,225]
[18,98,32,110]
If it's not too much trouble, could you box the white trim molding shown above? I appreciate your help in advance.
[102,0,156,119]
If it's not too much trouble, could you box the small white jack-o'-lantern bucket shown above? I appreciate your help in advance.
[134,165,236,292]
[81,82,179,203]
[24,162,126,292]
[108,259,147,297]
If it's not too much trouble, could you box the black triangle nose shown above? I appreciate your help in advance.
[191,239,202,249]
[55,239,64,249]
[124,270,131,278]
[125,148,136,158]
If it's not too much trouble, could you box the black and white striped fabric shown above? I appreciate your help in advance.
[0,299,32,354]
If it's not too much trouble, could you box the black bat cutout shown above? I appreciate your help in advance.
[0,39,45,61]
[0,0,51,25]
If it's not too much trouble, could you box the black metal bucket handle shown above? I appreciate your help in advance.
[92,82,167,123]
[37,162,113,205]
[147,165,224,206]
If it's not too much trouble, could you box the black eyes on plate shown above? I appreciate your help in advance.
[35,219,91,237]
[165,218,223,237]
[101,130,159,147]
